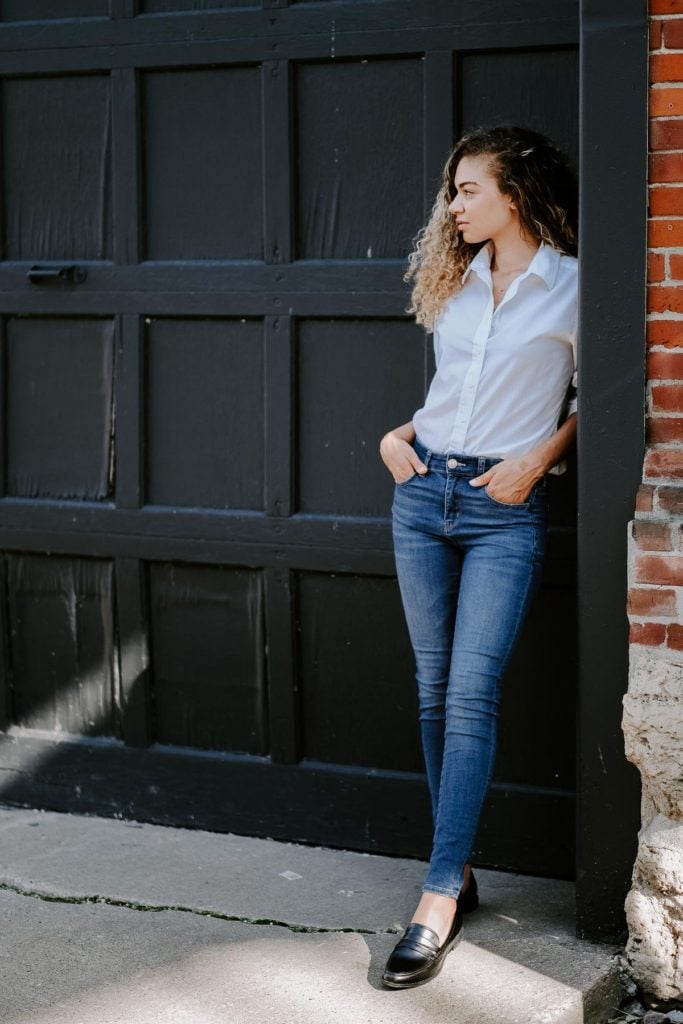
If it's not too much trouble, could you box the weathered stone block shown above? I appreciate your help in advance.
[624,821,683,1004]
[623,637,683,1007]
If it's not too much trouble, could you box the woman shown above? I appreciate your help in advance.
[379,124,578,989]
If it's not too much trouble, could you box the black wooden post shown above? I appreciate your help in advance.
[577,0,648,942]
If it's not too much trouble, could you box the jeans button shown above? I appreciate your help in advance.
[447,458,458,469]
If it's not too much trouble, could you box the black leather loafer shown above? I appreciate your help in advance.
[459,869,480,914]
[381,903,464,989]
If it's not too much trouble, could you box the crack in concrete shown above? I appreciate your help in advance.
[0,881,401,937]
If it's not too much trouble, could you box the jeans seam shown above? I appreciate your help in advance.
[494,533,541,681]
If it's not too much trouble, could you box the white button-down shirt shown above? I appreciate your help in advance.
[412,239,578,475]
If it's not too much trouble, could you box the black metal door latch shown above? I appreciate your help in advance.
[27,264,88,285]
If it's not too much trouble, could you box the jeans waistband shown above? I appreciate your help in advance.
[413,436,504,475]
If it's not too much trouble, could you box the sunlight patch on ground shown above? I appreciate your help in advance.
[7,932,585,1024]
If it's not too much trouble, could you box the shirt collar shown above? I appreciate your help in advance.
[461,239,561,290]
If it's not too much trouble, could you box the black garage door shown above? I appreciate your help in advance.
[0,0,579,880]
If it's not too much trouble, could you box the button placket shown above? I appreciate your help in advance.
[448,292,493,450]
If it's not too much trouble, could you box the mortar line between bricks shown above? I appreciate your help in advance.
[0,880,401,937]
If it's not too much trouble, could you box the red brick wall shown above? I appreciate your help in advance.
[628,0,683,652]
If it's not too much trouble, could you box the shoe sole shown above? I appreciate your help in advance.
[381,925,464,989]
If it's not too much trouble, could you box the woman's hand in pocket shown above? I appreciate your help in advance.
[468,454,543,504]
[379,430,428,484]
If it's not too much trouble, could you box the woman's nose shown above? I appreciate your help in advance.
[449,195,462,214]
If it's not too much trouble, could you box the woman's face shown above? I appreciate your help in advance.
[448,154,519,245]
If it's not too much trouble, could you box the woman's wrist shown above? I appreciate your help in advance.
[392,420,417,444]
[528,413,577,476]
[381,422,415,452]
[523,453,551,481]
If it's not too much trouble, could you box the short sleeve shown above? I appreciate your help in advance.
[565,325,578,416]
[566,368,577,416]
[548,326,577,475]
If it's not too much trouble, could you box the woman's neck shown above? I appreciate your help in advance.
[490,231,541,275]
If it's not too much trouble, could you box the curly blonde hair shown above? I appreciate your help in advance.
[404,125,578,332]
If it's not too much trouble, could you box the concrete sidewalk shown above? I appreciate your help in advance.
[0,804,625,1024]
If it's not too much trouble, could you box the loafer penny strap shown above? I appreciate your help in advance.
[395,922,441,957]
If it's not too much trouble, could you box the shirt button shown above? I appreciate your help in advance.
[447,457,459,468]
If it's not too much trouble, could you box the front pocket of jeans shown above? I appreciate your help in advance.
[395,471,418,487]
[482,484,530,509]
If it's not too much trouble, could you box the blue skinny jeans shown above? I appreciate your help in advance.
[391,436,548,900]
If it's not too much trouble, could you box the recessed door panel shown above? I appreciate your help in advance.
[295,58,424,259]
[296,318,428,515]
[460,49,578,161]
[6,554,118,737]
[148,562,267,755]
[141,66,263,260]
[297,571,421,772]
[6,318,115,501]
[144,317,264,509]
[2,75,112,260]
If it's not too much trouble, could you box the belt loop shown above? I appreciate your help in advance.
[478,456,487,475]
[423,449,432,469]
